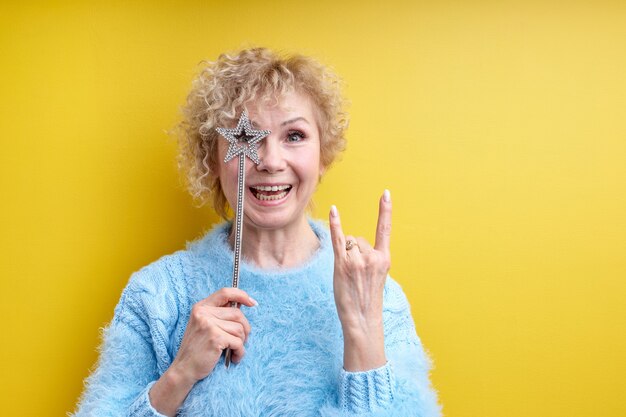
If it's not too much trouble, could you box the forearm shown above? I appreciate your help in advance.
[149,366,196,417]
[342,318,387,372]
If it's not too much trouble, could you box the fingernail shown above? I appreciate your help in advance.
[249,297,259,306]
[383,189,391,202]
[330,205,338,217]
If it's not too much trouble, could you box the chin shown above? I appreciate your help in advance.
[244,213,298,230]
[244,210,304,231]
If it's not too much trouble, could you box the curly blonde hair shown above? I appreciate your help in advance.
[175,47,349,219]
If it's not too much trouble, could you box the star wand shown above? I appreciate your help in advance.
[216,110,270,368]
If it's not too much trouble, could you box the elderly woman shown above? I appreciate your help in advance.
[73,48,441,416]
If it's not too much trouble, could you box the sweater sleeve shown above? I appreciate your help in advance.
[320,277,442,417]
[71,264,178,417]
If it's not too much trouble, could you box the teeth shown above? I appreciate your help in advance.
[255,191,288,201]
[252,185,290,191]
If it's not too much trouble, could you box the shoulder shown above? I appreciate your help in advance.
[106,250,196,373]
[115,222,234,322]
[125,250,195,298]
[308,218,331,243]
[115,250,193,325]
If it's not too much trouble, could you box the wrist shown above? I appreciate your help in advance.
[342,324,386,372]
[166,364,197,390]
[149,365,197,416]
[340,314,383,339]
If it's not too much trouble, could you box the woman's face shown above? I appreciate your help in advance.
[217,90,323,231]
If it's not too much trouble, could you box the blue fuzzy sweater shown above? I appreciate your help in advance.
[73,221,441,416]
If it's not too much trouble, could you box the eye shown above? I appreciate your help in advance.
[287,130,306,143]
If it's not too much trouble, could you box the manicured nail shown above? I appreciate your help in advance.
[249,297,259,306]
[383,189,391,202]
[330,205,338,217]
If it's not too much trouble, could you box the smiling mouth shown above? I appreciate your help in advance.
[249,185,293,201]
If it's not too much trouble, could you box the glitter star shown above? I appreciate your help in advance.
[216,110,271,164]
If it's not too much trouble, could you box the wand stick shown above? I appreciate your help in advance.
[216,110,270,368]
[224,154,245,367]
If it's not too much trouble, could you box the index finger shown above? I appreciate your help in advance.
[203,287,258,308]
[374,189,392,253]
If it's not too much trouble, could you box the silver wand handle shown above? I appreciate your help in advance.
[216,109,270,369]
[224,154,246,368]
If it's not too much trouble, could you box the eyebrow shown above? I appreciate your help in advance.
[281,117,309,126]
[250,116,310,128]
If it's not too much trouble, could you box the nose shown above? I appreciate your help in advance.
[256,137,286,173]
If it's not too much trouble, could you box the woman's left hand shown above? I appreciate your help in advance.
[329,190,392,371]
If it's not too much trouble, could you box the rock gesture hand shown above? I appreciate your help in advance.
[329,190,392,371]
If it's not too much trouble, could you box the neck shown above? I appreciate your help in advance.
[228,216,320,269]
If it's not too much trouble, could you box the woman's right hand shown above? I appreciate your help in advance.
[173,287,256,382]
[150,288,256,416]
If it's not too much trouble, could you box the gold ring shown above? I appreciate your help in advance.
[345,240,357,251]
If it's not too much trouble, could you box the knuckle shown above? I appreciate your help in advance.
[207,333,223,349]
[242,316,251,330]
[231,307,245,321]
[197,317,213,331]
[383,258,391,271]
[190,305,204,321]
[235,323,245,338]
[373,253,390,269]
[379,222,392,235]
[353,259,366,271]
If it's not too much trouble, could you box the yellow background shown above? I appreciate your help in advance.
[1,1,625,416]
